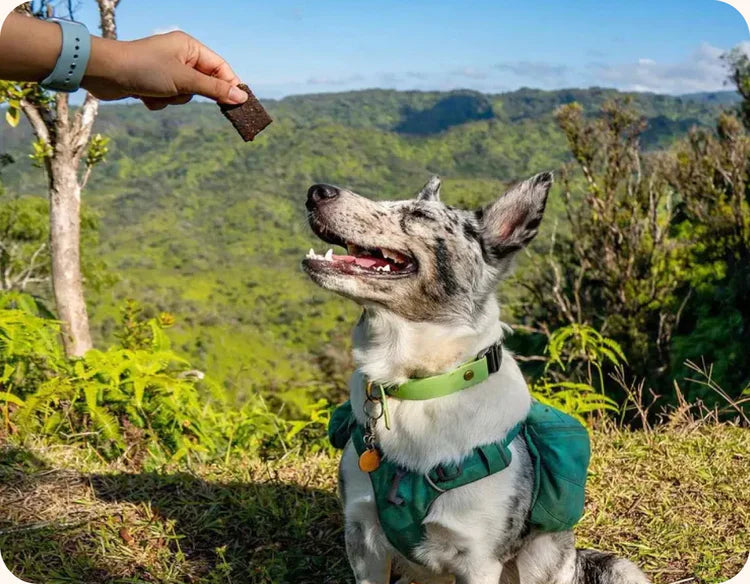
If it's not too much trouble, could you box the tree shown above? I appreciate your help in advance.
[725,47,750,131]
[0,154,13,196]
[518,64,750,402]
[0,195,50,295]
[0,192,105,304]
[0,1,118,356]
[665,60,750,393]
[517,99,690,387]
[0,155,50,295]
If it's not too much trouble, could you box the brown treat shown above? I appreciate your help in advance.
[219,83,272,141]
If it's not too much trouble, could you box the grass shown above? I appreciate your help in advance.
[1,424,748,584]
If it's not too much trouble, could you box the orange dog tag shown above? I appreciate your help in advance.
[359,449,381,472]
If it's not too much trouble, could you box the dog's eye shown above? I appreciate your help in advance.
[410,208,436,222]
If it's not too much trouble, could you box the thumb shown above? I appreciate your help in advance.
[179,68,248,104]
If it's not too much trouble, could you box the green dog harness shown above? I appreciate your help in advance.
[328,345,591,563]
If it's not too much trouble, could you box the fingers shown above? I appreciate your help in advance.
[177,67,247,104]
[126,31,248,106]
[141,94,194,110]
[191,41,242,86]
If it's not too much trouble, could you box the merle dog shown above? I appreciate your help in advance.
[302,173,649,584]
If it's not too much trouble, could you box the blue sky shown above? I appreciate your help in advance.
[69,0,749,98]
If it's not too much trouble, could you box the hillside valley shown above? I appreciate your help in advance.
[0,87,738,407]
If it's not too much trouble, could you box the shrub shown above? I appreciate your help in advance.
[1,294,330,465]
[530,324,621,421]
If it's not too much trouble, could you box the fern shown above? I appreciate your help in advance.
[1,296,375,463]
[532,324,624,421]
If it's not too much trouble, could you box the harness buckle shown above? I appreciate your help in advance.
[483,343,503,374]
[387,468,408,506]
[434,462,462,482]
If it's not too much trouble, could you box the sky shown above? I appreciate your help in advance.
[67,0,750,99]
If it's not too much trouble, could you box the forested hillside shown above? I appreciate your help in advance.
[0,87,738,408]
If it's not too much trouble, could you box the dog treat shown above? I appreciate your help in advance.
[219,83,272,141]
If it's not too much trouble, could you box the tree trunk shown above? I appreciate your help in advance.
[48,151,92,356]
[14,1,119,357]
[97,0,119,39]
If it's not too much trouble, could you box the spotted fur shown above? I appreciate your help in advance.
[303,174,650,584]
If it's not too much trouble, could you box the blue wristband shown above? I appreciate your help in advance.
[40,18,91,93]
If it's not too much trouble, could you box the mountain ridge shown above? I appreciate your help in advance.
[0,86,737,406]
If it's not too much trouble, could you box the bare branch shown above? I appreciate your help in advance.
[19,242,47,291]
[80,164,93,190]
[95,0,119,39]
[19,99,50,144]
[72,93,99,162]
[55,92,70,135]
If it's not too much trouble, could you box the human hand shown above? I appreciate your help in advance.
[82,30,248,109]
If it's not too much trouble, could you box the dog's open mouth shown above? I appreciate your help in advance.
[304,243,417,277]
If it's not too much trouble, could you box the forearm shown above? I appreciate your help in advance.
[81,35,126,94]
[0,12,245,105]
[0,12,61,81]
[0,11,125,94]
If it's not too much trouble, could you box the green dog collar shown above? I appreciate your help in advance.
[373,342,503,401]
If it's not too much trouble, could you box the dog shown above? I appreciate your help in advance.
[302,173,649,584]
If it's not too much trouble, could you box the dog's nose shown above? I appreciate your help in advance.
[307,184,339,204]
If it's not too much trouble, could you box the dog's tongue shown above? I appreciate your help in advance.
[354,257,381,269]
[332,254,387,269]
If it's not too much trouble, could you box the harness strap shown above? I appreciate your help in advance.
[331,399,591,565]
[351,420,523,560]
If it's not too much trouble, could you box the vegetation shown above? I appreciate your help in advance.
[513,88,750,411]
[2,29,750,583]
[0,294,332,468]
[1,85,742,412]
[1,421,748,584]
[1,0,121,357]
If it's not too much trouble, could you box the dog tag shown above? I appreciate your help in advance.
[359,449,381,472]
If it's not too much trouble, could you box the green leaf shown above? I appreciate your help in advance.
[0,364,14,384]
[133,377,145,408]
[5,107,20,128]
[0,392,24,406]
[149,320,171,351]
[73,360,86,379]
[42,411,63,433]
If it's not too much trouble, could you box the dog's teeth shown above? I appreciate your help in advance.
[382,264,391,272]
[324,248,333,261]
[381,248,409,265]
[307,248,316,259]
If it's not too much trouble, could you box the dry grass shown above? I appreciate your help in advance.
[1,424,749,584]
[580,425,750,584]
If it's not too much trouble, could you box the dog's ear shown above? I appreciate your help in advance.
[479,172,552,265]
[417,175,441,202]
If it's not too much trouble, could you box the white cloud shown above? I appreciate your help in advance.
[451,67,490,80]
[591,42,750,94]
[255,42,749,98]
[495,61,569,81]
[151,25,181,35]
[306,74,364,86]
